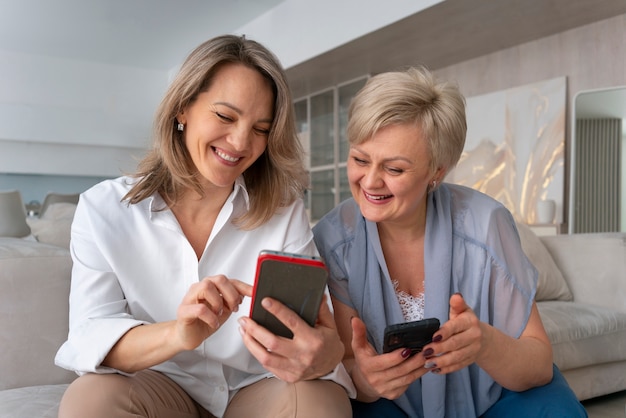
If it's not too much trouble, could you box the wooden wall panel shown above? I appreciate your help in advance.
[433,14,626,227]
[434,14,626,104]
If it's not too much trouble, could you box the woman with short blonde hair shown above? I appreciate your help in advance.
[314,66,586,418]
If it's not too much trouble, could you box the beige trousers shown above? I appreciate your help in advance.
[58,369,351,418]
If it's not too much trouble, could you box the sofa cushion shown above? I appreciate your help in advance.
[541,233,626,314]
[0,384,68,418]
[26,202,76,249]
[0,238,76,390]
[516,222,573,301]
[0,190,31,238]
[538,300,626,370]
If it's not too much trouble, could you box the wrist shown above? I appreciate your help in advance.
[350,362,379,401]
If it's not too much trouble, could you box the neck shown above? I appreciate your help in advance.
[377,201,428,244]
[172,183,234,221]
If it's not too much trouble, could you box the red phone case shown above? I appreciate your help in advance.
[249,250,328,339]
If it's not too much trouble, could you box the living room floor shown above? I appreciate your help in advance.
[583,390,626,417]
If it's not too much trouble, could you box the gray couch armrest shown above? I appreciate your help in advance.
[540,233,626,314]
[0,238,76,390]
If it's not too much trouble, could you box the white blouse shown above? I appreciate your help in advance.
[54,176,353,417]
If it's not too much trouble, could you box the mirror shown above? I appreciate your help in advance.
[569,86,626,233]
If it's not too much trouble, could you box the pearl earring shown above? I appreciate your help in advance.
[177,122,184,132]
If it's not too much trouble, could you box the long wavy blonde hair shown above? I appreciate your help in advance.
[124,35,308,229]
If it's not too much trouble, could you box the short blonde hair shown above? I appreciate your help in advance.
[347,66,466,174]
[125,35,308,229]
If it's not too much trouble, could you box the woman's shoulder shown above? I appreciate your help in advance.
[445,183,503,209]
[444,183,515,240]
[312,198,362,249]
[79,176,145,214]
[314,199,361,233]
[83,176,135,198]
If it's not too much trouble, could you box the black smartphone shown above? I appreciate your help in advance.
[382,318,440,356]
[249,250,328,339]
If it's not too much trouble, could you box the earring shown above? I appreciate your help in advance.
[430,180,437,191]
[177,122,184,132]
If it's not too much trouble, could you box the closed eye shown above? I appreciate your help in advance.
[215,111,234,122]
[254,126,271,136]
[352,156,368,165]
[386,167,404,175]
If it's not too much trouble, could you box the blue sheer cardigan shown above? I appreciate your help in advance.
[312,183,537,418]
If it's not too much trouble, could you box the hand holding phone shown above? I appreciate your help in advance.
[383,318,440,356]
[249,250,328,339]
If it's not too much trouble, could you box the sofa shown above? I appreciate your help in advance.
[1,212,625,417]
[515,224,626,401]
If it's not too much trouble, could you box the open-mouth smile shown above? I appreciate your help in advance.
[364,191,393,201]
[214,147,241,163]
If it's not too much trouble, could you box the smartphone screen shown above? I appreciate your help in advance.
[383,318,440,355]
[249,250,328,338]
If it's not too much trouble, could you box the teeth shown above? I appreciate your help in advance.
[215,149,239,162]
[365,192,390,200]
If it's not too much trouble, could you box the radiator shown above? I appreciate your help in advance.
[574,118,622,233]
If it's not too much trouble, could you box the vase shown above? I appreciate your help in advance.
[536,199,556,224]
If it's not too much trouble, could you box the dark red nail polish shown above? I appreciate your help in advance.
[401,348,411,358]
[432,334,443,342]
[422,348,434,357]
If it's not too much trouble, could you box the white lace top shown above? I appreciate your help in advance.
[393,279,425,321]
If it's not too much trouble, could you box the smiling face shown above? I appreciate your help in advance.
[348,123,441,228]
[178,62,274,192]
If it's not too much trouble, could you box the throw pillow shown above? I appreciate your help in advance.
[0,190,31,238]
[26,203,77,249]
[541,233,626,311]
[516,222,573,301]
[40,202,77,221]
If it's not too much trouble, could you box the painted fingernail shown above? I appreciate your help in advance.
[424,361,437,369]
[422,348,434,357]
[432,334,443,342]
[401,348,411,358]
[432,368,441,374]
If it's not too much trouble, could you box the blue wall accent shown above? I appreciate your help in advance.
[0,173,112,205]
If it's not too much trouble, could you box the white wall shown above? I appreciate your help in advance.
[0,49,168,202]
[0,0,441,199]
[0,49,167,177]
[237,0,443,69]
